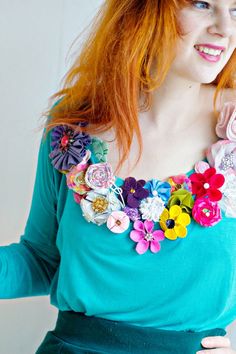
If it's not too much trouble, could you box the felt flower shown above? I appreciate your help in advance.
[192,197,222,226]
[167,174,192,193]
[159,205,191,240]
[189,167,225,202]
[139,196,166,222]
[130,220,165,254]
[206,140,236,175]
[107,211,130,233]
[194,160,211,174]
[219,173,236,217]
[66,158,91,195]
[121,177,149,208]
[85,162,115,189]
[80,189,122,225]
[167,189,194,215]
[91,137,108,162]
[145,179,171,204]
[123,206,141,221]
[216,101,236,142]
[49,125,92,171]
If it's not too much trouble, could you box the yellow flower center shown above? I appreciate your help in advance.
[115,220,122,226]
[130,188,135,193]
[92,197,109,213]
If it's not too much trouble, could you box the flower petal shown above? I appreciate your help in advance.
[144,220,154,233]
[133,220,145,231]
[130,230,144,242]
[165,228,177,240]
[174,224,187,238]
[169,205,182,219]
[208,188,223,202]
[136,240,149,254]
[152,230,165,241]
[176,212,191,226]
[150,240,161,253]
[210,173,225,189]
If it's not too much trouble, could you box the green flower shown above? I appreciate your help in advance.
[91,137,108,162]
[167,188,194,215]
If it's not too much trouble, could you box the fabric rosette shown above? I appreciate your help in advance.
[145,179,171,204]
[192,197,222,226]
[216,101,236,142]
[80,188,122,225]
[167,174,192,193]
[85,162,115,189]
[49,125,92,172]
[218,173,236,217]
[206,140,236,175]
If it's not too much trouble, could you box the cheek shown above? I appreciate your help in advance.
[177,9,202,35]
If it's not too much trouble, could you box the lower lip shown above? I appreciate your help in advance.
[195,48,222,63]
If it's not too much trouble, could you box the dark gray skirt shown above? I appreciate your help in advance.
[35,311,226,354]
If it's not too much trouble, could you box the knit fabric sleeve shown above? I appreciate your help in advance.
[0,114,62,298]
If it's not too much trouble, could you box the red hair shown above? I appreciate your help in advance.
[41,0,236,174]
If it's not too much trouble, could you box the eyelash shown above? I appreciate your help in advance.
[192,1,236,18]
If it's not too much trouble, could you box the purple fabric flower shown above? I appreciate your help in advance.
[49,125,92,171]
[121,177,149,208]
[130,220,165,254]
[123,206,141,221]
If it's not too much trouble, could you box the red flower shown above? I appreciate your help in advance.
[189,167,225,202]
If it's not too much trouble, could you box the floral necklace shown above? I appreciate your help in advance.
[49,101,236,255]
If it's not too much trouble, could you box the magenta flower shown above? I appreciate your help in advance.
[192,197,222,227]
[130,220,165,254]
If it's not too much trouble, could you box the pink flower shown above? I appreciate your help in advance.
[216,101,236,142]
[66,162,91,195]
[194,160,210,174]
[130,220,165,254]
[85,162,115,189]
[192,197,222,227]
[167,174,192,193]
[106,211,130,233]
[206,139,236,175]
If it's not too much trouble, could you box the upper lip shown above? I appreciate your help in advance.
[195,43,226,51]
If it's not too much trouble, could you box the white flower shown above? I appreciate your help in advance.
[219,173,236,218]
[80,188,122,225]
[139,196,166,222]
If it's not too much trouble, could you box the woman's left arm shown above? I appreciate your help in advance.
[196,336,235,354]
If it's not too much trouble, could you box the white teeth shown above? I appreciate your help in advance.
[195,45,222,56]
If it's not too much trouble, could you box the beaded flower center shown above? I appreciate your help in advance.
[202,208,211,217]
[92,197,109,213]
[144,232,154,241]
[166,219,175,229]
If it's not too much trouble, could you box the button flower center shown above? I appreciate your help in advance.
[61,134,70,148]
[92,197,109,213]
[130,188,136,193]
[166,218,175,229]
[203,182,210,189]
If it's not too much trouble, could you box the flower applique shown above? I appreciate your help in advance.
[49,104,236,256]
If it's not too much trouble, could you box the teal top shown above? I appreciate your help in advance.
[1,111,236,332]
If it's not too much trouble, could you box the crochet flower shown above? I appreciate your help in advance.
[107,211,130,233]
[192,197,222,227]
[216,101,236,142]
[167,189,194,215]
[123,206,141,221]
[85,162,115,189]
[206,140,236,175]
[167,174,192,193]
[219,173,236,217]
[121,177,149,208]
[189,167,225,202]
[130,220,165,254]
[139,196,166,222]
[91,137,108,162]
[80,189,122,225]
[159,205,191,240]
[145,179,171,204]
[49,125,92,171]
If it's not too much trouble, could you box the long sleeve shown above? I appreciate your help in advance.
[0,122,61,299]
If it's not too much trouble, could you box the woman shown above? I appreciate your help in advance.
[1,0,236,353]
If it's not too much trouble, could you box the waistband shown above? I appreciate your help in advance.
[53,311,226,354]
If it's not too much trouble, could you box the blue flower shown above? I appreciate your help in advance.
[145,179,171,204]
[49,125,91,171]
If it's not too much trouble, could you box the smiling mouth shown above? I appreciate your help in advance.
[194,45,224,57]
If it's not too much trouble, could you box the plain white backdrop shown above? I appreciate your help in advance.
[0,1,235,353]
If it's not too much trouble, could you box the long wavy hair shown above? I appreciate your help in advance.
[41,0,236,174]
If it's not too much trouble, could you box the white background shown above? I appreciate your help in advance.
[0,1,235,353]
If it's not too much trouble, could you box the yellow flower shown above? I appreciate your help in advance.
[159,205,191,240]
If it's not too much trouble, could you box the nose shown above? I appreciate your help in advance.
[208,9,233,38]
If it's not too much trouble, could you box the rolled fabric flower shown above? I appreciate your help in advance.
[49,125,92,171]
[167,174,192,193]
[66,162,91,195]
[107,211,130,233]
[85,162,115,189]
[206,139,236,175]
[216,101,236,141]
[192,197,222,227]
